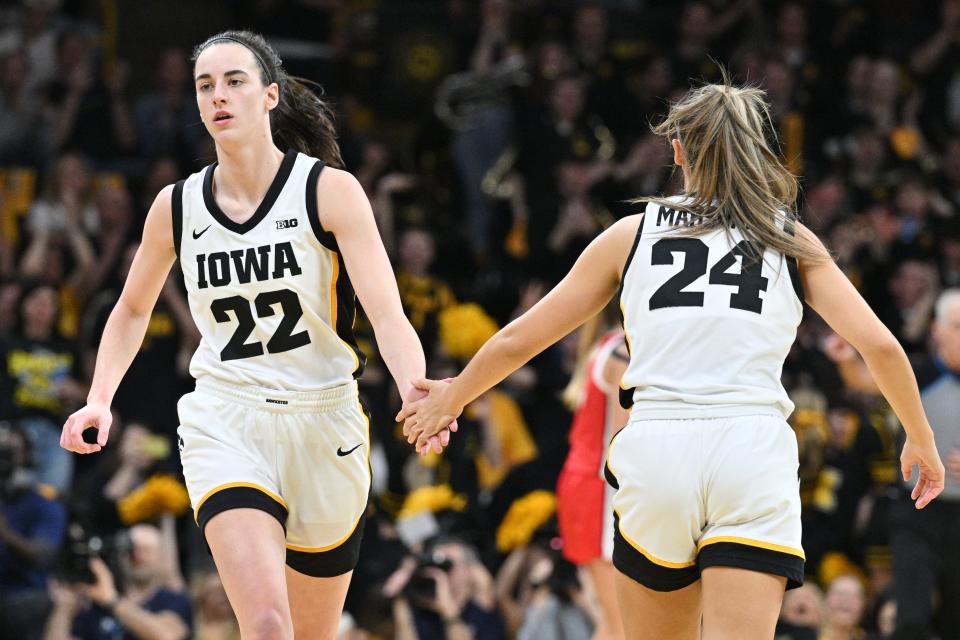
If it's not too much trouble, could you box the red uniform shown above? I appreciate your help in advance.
[557,331,625,565]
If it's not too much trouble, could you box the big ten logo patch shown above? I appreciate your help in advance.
[276,218,298,230]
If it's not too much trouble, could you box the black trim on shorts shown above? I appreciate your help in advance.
[698,542,805,590]
[196,486,288,540]
[604,461,619,490]
[286,509,367,577]
[612,513,700,592]
[171,179,185,260]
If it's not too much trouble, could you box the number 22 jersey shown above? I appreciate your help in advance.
[619,198,804,419]
[172,149,365,391]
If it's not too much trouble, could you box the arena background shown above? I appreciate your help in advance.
[0,0,958,638]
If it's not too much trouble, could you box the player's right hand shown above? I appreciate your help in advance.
[61,403,113,454]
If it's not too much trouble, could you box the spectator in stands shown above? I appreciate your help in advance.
[0,0,62,94]
[820,575,867,640]
[890,289,960,639]
[777,583,824,640]
[192,571,239,640]
[43,523,191,640]
[0,280,85,493]
[389,536,504,640]
[134,48,202,171]
[0,49,48,166]
[39,29,136,166]
[0,420,68,640]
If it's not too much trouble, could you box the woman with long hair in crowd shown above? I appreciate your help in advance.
[61,30,452,639]
[399,77,945,639]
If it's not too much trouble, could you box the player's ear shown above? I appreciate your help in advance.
[265,81,279,112]
[672,138,685,168]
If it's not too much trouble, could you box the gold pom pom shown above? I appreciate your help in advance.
[118,474,191,525]
[496,490,556,553]
[439,303,499,361]
[398,484,467,520]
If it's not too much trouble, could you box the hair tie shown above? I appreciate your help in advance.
[200,36,275,85]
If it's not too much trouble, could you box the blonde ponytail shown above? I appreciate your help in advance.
[645,71,830,263]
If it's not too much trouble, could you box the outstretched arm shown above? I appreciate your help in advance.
[401,215,641,449]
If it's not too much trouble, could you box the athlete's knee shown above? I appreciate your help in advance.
[241,605,293,640]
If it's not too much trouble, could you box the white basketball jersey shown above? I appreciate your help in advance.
[619,198,803,419]
[173,150,364,391]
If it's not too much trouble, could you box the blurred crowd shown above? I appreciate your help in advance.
[0,0,959,638]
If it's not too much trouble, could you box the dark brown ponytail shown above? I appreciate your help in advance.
[193,30,344,168]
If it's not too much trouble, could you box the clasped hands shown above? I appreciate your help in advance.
[398,378,463,456]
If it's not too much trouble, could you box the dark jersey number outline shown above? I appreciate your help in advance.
[211,288,311,361]
[648,239,768,314]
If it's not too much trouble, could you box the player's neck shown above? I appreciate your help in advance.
[212,138,285,207]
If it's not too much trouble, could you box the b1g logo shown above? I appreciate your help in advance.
[276,218,298,229]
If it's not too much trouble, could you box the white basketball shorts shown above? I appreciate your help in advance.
[605,412,804,591]
[177,376,371,577]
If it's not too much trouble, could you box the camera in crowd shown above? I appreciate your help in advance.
[58,522,132,585]
[403,548,454,602]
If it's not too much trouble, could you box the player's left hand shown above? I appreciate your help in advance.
[398,378,463,455]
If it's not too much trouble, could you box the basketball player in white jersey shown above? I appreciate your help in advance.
[60,30,453,640]
[400,80,945,639]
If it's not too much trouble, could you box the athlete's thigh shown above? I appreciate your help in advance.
[614,569,701,640]
[607,420,705,592]
[286,567,352,640]
[279,402,370,578]
[205,508,292,638]
[701,566,785,640]
[698,415,805,589]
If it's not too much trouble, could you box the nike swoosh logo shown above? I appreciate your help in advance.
[336,443,362,457]
[192,225,211,239]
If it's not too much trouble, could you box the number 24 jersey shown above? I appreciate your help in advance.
[619,198,804,419]
[173,150,364,391]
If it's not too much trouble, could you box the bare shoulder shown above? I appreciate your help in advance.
[315,166,366,205]
[143,184,176,250]
[608,213,643,241]
[314,167,371,232]
[572,215,643,286]
[598,214,643,256]
[149,183,175,212]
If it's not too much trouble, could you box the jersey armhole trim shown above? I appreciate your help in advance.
[786,256,805,306]
[615,213,643,410]
[305,160,337,251]
[172,179,185,261]
[620,211,645,282]
[782,210,805,306]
